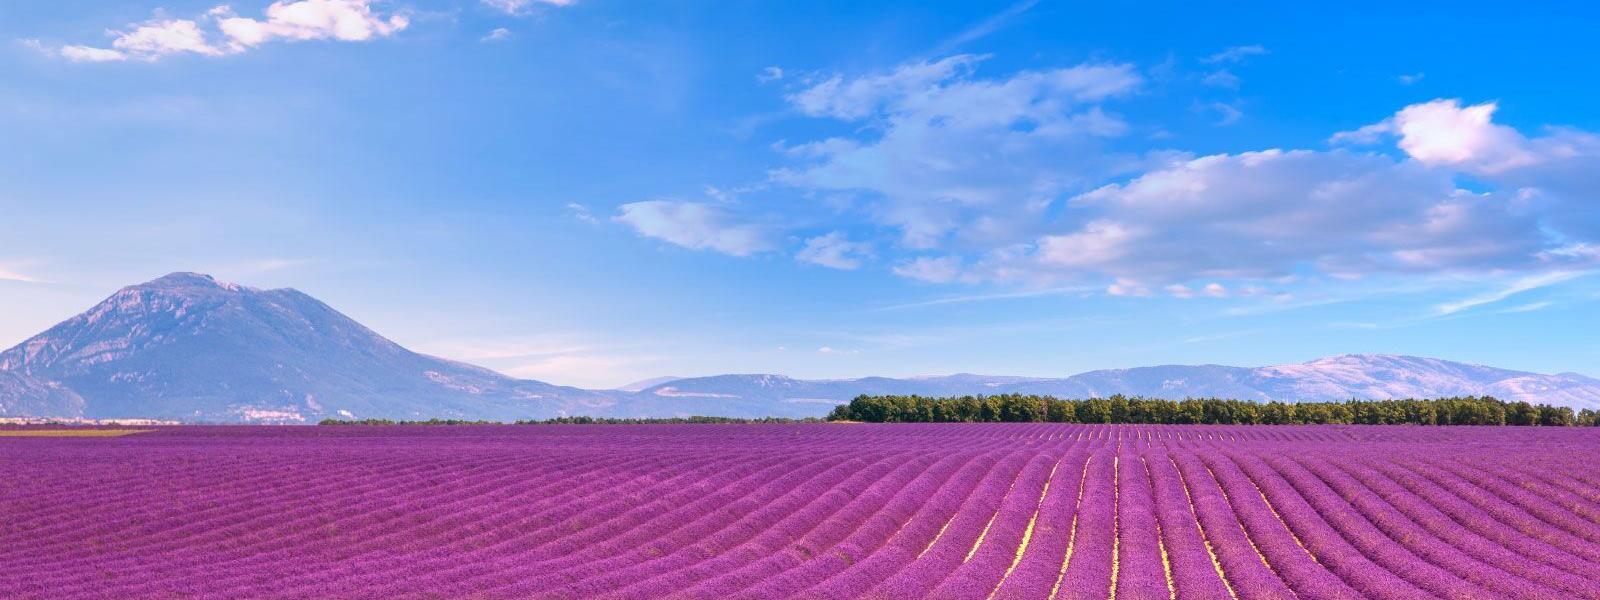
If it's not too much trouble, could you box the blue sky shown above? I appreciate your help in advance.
[2,0,1598,387]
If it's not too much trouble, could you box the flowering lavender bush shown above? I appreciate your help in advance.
[2,423,1597,598]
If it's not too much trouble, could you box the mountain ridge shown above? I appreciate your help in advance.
[2,273,1596,422]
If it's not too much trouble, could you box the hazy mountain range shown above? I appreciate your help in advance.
[2,273,1596,422]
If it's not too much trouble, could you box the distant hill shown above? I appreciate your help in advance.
[2,273,1596,422]
[0,273,619,422]
[632,355,1600,411]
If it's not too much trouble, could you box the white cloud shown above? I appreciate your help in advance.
[566,202,597,224]
[1391,100,1536,172]
[1328,121,1393,145]
[1037,220,1134,269]
[53,1,407,62]
[417,334,655,389]
[817,346,860,355]
[0,267,43,283]
[1106,278,1150,297]
[1501,301,1552,314]
[615,201,773,256]
[796,232,871,270]
[1398,72,1425,85]
[692,62,1600,299]
[1434,271,1588,315]
[788,55,1139,121]
[216,0,408,48]
[1204,101,1243,125]
[776,55,1141,248]
[892,256,967,284]
[992,148,1567,286]
[60,16,223,62]
[1201,45,1267,64]
[483,0,575,16]
[1334,98,1600,239]
[1333,99,1535,173]
[60,45,131,62]
[1201,70,1240,89]
[933,0,1041,55]
[481,27,512,43]
[871,285,1093,311]
[757,66,784,83]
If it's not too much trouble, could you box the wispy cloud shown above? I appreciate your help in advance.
[796,232,872,270]
[756,66,784,83]
[1200,70,1240,89]
[0,266,43,283]
[1183,328,1266,344]
[1500,301,1552,314]
[930,0,1041,55]
[1434,271,1589,315]
[482,0,576,16]
[1204,100,1243,125]
[566,202,598,224]
[1201,44,1267,64]
[416,334,657,388]
[614,201,773,256]
[481,27,512,43]
[873,285,1095,311]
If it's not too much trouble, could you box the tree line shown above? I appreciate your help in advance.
[318,416,824,426]
[516,416,824,425]
[826,394,1600,426]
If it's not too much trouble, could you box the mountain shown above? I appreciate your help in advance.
[2,273,1597,422]
[636,355,1600,411]
[0,273,620,422]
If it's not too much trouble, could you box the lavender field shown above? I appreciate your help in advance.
[4,424,1600,599]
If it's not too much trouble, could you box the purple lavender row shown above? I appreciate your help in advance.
[461,453,869,597]
[1289,454,1553,599]
[1053,447,1115,600]
[1322,454,1600,599]
[0,452,546,578]
[1225,451,1428,600]
[854,450,1038,598]
[735,440,1029,598]
[1141,450,1232,600]
[989,450,1092,600]
[1389,455,1600,564]
[1361,456,1600,589]
[257,452,781,596]
[675,451,981,600]
[1167,452,1295,600]
[1416,455,1600,549]
[804,448,1040,600]
[1113,449,1170,600]
[735,443,1046,599]
[59,451,758,598]
[72,451,729,598]
[922,453,1061,599]
[4,424,1600,599]
[1449,456,1600,543]
[552,452,928,598]
[1256,454,1486,598]
[1198,451,1363,600]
